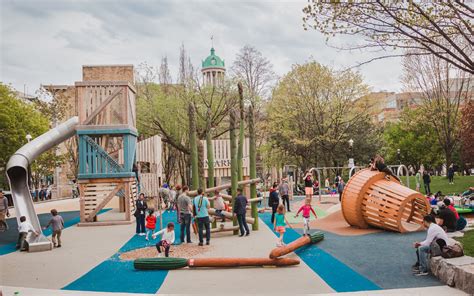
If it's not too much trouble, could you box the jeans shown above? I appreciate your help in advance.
[236,213,250,235]
[136,214,146,234]
[303,217,310,235]
[197,216,210,243]
[416,245,431,272]
[180,213,192,243]
[146,229,154,239]
[271,204,278,224]
[281,195,290,211]
[156,240,170,257]
[424,183,431,195]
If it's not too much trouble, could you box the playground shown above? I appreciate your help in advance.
[1,63,473,296]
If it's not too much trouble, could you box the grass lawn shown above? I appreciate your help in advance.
[399,175,474,196]
[456,230,474,257]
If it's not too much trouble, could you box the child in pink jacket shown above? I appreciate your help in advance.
[295,199,317,236]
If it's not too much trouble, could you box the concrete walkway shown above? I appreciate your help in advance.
[158,217,334,294]
[0,222,135,289]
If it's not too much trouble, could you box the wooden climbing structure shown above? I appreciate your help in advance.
[341,169,430,233]
[77,66,138,226]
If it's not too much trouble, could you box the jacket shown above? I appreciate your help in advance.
[146,215,156,229]
[134,200,148,216]
[269,190,279,206]
[233,194,248,215]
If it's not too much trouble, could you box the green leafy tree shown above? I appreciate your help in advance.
[382,108,444,170]
[0,83,50,188]
[264,61,379,169]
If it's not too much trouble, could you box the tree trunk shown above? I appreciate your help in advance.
[249,104,258,230]
[198,140,205,189]
[230,108,239,234]
[206,112,216,228]
[188,103,199,190]
[237,82,245,181]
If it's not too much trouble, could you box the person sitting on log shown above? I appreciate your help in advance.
[370,155,400,182]
[210,190,226,223]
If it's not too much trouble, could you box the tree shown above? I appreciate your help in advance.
[264,61,379,169]
[402,52,472,167]
[303,1,474,74]
[0,83,51,188]
[232,45,276,105]
[460,100,474,172]
[382,108,444,170]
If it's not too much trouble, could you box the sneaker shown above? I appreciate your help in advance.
[411,264,420,270]
[198,242,203,246]
[239,234,244,237]
[245,232,250,236]
[206,241,210,245]
[415,271,429,276]
[57,245,61,248]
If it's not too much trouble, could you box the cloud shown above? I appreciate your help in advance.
[0,0,403,94]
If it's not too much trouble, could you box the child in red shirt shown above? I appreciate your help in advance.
[145,210,157,241]
[295,199,317,236]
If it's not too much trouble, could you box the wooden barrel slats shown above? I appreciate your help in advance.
[341,169,430,233]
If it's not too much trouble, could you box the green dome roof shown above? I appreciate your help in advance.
[202,48,225,69]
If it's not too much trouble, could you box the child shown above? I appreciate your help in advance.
[43,209,64,247]
[145,209,157,241]
[295,199,317,236]
[17,216,38,251]
[152,222,175,257]
[273,204,291,247]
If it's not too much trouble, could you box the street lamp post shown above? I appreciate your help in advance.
[348,139,354,168]
[397,148,401,165]
[26,134,32,143]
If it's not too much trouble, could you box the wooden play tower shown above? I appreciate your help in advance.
[77,65,138,226]
[341,169,431,233]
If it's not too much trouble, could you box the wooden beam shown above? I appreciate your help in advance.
[83,87,123,125]
[86,183,124,222]
[188,178,261,196]
[208,208,255,224]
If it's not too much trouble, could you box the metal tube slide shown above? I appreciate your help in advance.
[6,117,79,252]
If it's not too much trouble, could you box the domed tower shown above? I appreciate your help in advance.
[202,47,225,86]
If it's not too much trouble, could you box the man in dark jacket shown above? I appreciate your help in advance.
[423,171,431,195]
[269,183,280,224]
[233,188,250,237]
[134,193,148,235]
[437,202,457,232]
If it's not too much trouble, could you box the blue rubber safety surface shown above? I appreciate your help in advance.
[63,210,181,294]
[260,212,381,292]
[0,209,110,256]
[308,229,442,289]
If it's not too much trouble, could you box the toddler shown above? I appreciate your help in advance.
[145,209,157,241]
[17,216,38,251]
[43,209,64,247]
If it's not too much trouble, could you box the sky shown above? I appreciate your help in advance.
[0,0,404,96]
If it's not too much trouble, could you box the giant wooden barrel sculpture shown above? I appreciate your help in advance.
[341,169,430,233]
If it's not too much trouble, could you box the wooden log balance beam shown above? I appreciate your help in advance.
[188,178,261,196]
[341,169,431,233]
[133,257,300,270]
[220,194,262,204]
[269,231,324,259]
[208,208,255,224]
[209,225,240,233]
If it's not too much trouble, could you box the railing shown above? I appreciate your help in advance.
[80,135,124,175]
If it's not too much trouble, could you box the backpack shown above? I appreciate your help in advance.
[441,241,464,259]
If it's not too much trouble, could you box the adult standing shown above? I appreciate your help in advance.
[134,193,148,236]
[304,170,313,201]
[415,170,421,192]
[447,164,455,185]
[337,178,345,202]
[0,190,10,231]
[193,188,210,246]
[269,183,280,224]
[423,171,431,195]
[234,188,250,237]
[278,178,291,212]
[177,186,193,244]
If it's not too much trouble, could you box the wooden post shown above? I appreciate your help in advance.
[189,103,199,190]
[230,108,239,235]
[249,104,258,230]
